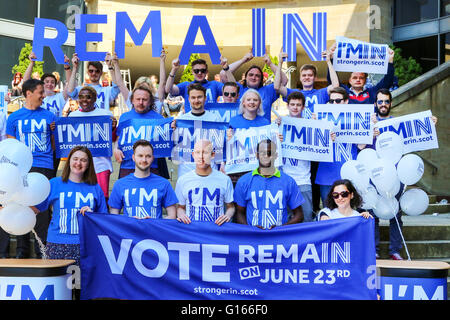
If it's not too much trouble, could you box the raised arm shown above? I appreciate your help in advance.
[65,53,80,96]
[165,58,181,96]
[220,56,236,83]
[23,52,36,82]
[220,51,254,82]
[108,52,130,102]
[274,49,288,97]
[263,53,288,87]
[157,48,167,102]
[325,43,340,94]
[62,54,72,100]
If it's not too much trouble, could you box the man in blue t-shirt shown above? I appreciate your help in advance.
[165,57,225,113]
[6,79,56,258]
[234,139,304,229]
[109,140,178,219]
[114,86,166,179]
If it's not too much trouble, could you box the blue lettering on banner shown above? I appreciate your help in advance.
[317,112,371,130]
[336,42,386,60]
[55,116,112,158]
[79,213,377,300]
[283,124,330,147]
[205,103,239,124]
[0,284,55,300]
[378,118,432,138]
[252,8,266,57]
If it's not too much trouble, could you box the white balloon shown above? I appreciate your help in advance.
[379,177,401,199]
[373,196,399,220]
[340,160,370,192]
[375,131,404,165]
[10,172,51,207]
[397,154,424,186]
[0,138,33,175]
[356,148,378,170]
[0,203,36,236]
[370,158,398,194]
[400,188,429,216]
[361,187,379,210]
[0,163,22,205]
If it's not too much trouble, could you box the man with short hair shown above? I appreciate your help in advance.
[234,139,304,229]
[165,58,225,113]
[361,89,438,260]
[109,140,178,219]
[221,82,240,103]
[6,79,57,258]
[173,83,222,177]
[175,139,234,226]
[114,86,165,179]
[66,54,120,110]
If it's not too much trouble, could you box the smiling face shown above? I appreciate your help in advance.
[192,63,208,82]
[222,85,239,103]
[133,145,154,172]
[188,89,206,112]
[332,184,353,210]
[78,89,96,111]
[192,140,214,170]
[287,98,304,118]
[42,76,56,94]
[257,141,277,169]
[242,91,261,114]
[300,69,316,88]
[348,72,367,91]
[69,150,89,176]
[87,65,102,83]
[27,84,45,108]
[375,92,392,117]
[245,67,262,88]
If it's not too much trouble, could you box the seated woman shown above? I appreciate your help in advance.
[318,179,373,220]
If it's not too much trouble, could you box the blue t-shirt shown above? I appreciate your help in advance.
[177,80,224,113]
[315,143,359,186]
[234,170,304,229]
[237,83,280,122]
[42,92,67,117]
[6,107,56,169]
[108,174,178,218]
[116,109,163,169]
[228,114,270,129]
[285,87,329,119]
[36,177,107,244]
[69,83,120,110]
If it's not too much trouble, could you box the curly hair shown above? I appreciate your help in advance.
[324,179,363,210]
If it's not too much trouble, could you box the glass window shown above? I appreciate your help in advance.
[394,36,439,73]
[0,36,30,89]
[0,0,38,24]
[395,0,439,26]
[441,33,450,62]
[39,0,84,30]
[442,0,450,17]
[43,45,76,84]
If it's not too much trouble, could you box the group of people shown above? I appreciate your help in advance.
[1,42,438,269]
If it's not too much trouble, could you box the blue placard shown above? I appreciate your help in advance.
[379,276,447,300]
[117,117,174,159]
[79,214,377,300]
[55,116,112,158]
[205,102,239,123]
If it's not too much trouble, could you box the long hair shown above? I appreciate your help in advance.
[61,146,97,185]
[324,179,363,210]
[242,65,264,89]
[238,89,264,117]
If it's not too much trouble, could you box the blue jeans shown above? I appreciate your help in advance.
[374,210,403,255]
[298,185,314,222]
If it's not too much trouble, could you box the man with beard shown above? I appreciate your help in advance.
[234,139,304,229]
[109,140,178,219]
[361,88,437,260]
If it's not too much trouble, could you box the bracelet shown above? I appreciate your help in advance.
[64,67,71,70]
[222,66,230,71]
[169,73,175,77]
[108,67,114,70]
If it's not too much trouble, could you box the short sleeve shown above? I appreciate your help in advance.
[287,176,305,210]
[108,182,123,211]
[233,177,247,208]
[95,185,108,213]
[162,181,179,208]
[224,176,234,204]
[175,179,186,206]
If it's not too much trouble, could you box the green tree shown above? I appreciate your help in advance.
[12,43,44,77]
[390,45,422,87]
[262,54,279,79]
[180,53,202,83]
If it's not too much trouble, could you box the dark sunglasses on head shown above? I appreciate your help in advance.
[223,92,237,97]
[193,68,207,74]
[377,100,391,105]
[88,69,101,74]
[329,98,344,104]
[332,191,350,199]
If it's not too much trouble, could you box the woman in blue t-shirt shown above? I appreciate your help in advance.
[36,146,107,265]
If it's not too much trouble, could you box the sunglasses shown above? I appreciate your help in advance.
[377,100,391,105]
[332,191,350,199]
[329,98,344,104]
[193,68,207,74]
[88,69,101,74]
[223,92,237,97]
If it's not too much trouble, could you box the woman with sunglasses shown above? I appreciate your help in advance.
[318,179,372,220]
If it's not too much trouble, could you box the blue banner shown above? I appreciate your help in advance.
[79,214,377,300]
[205,102,239,124]
[55,116,112,158]
[118,117,173,159]
[173,119,227,164]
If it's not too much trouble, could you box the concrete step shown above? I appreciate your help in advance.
[380,225,450,241]
[378,240,450,260]
[424,203,450,215]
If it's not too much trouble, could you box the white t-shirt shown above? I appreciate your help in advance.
[0,113,6,141]
[318,208,360,220]
[175,169,234,222]
[176,110,222,177]
[69,108,114,173]
[282,158,311,186]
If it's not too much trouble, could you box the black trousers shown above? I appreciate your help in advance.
[15,167,55,258]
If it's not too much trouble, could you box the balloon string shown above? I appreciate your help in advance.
[393,213,411,261]
[31,229,48,260]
